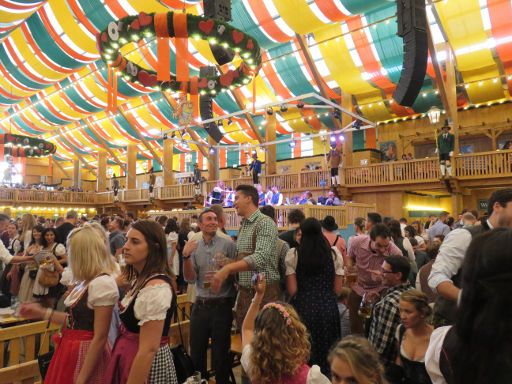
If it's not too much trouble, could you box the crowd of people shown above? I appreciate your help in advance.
[206,182,345,208]
[0,185,510,384]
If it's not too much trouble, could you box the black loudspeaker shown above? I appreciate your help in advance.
[393,0,428,107]
[203,0,232,21]
[210,44,235,65]
[200,95,224,143]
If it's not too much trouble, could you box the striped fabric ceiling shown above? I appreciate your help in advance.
[0,0,510,170]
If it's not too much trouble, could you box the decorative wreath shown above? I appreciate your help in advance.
[2,134,56,157]
[97,12,262,95]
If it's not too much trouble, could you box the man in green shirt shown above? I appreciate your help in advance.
[211,184,280,328]
[436,123,455,178]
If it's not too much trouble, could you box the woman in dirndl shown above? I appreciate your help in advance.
[19,225,119,384]
[105,219,178,384]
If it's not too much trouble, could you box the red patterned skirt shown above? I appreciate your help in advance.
[44,329,111,384]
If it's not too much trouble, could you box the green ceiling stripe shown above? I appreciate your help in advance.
[97,66,145,98]
[341,0,394,15]
[216,93,239,113]
[66,88,103,113]
[12,115,43,135]
[26,14,83,69]
[0,45,46,90]
[231,0,278,50]
[113,114,144,141]
[76,0,114,31]
[32,103,70,125]
[276,140,292,161]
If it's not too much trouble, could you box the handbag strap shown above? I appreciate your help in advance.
[37,320,52,357]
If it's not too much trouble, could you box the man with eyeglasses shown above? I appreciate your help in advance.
[347,224,403,335]
[368,256,411,375]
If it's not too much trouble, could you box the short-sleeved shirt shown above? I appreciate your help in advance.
[349,235,403,297]
[187,234,237,299]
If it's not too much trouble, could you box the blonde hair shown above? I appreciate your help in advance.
[329,336,387,384]
[20,214,36,243]
[250,302,310,384]
[399,289,433,318]
[67,224,116,281]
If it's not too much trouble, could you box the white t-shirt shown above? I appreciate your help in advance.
[120,283,173,326]
[285,246,344,276]
[64,274,119,309]
[241,345,330,384]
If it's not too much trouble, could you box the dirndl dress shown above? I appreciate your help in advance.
[105,274,178,384]
[44,284,112,383]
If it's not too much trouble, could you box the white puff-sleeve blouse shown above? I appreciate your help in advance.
[64,274,119,309]
[285,247,344,276]
[131,283,173,327]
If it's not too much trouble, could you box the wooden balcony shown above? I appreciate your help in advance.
[343,150,512,192]
[2,151,512,208]
[148,203,376,231]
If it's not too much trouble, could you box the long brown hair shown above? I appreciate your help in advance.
[124,220,174,290]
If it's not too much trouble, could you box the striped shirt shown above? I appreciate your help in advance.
[237,209,279,287]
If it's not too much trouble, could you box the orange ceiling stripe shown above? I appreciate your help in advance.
[3,38,54,85]
[346,17,396,93]
[301,108,322,131]
[20,23,74,74]
[313,0,351,22]
[246,0,291,42]
[67,0,99,34]
[38,8,95,63]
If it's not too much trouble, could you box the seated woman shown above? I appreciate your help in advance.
[241,274,330,384]
[396,289,433,384]
[20,225,118,384]
[329,336,386,384]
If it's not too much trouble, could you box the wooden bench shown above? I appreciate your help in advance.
[0,320,59,384]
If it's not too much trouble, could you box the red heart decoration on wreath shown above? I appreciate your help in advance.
[219,71,235,87]
[232,30,244,44]
[101,32,108,43]
[198,77,208,88]
[246,39,254,50]
[138,12,153,27]
[199,20,215,35]
[131,19,141,31]
[138,70,158,87]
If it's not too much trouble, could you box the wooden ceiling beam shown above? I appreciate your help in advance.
[83,121,125,168]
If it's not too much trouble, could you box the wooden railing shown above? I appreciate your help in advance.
[343,158,440,187]
[147,203,376,231]
[455,150,512,179]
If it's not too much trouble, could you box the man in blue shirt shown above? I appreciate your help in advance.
[428,212,451,242]
[249,153,262,185]
[183,209,237,384]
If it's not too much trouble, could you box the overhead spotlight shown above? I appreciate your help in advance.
[297,101,304,109]
[266,107,274,115]
[227,118,233,125]
[330,135,336,143]
[218,120,224,128]
[338,135,345,142]
[163,133,168,140]
[289,141,296,148]
[280,104,288,113]
[352,120,362,130]
[333,109,341,119]
[170,132,176,139]
[209,146,215,154]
